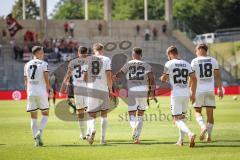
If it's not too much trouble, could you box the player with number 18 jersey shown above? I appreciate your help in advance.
[191,56,219,107]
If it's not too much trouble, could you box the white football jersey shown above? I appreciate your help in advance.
[84,55,111,91]
[24,59,49,96]
[191,56,219,93]
[164,59,193,97]
[68,58,86,87]
[121,59,152,91]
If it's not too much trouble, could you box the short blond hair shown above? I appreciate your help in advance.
[196,43,208,52]
[93,43,104,52]
[166,45,178,55]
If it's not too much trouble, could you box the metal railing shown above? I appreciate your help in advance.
[174,20,240,81]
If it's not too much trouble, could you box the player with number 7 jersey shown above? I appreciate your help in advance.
[24,46,51,147]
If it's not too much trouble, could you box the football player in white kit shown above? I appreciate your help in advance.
[60,46,88,140]
[24,46,51,146]
[113,47,155,144]
[161,46,197,147]
[191,44,223,142]
[83,43,113,145]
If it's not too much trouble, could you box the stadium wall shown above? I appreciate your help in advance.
[0,20,166,42]
[0,86,239,100]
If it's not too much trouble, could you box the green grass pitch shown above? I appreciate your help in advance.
[0,95,240,160]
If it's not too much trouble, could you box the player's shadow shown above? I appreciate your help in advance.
[195,139,240,148]
[108,139,175,145]
[215,139,240,143]
[47,144,115,147]
[0,144,6,146]
[195,144,240,148]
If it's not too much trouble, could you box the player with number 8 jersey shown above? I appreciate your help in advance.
[83,43,113,145]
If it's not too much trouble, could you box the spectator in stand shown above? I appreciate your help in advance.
[2,29,7,42]
[0,44,2,55]
[24,30,34,42]
[162,24,167,34]
[152,27,158,40]
[144,28,150,41]
[136,24,140,36]
[98,23,103,35]
[69,21,75,38]
[88,47,92,55]
[13,45,23,60]
[64,22,69,36]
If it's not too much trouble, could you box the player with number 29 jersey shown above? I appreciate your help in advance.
[164,59,194,97]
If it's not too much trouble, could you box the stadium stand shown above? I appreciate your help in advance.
[0,19,237,90]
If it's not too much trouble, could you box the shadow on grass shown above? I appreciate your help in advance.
[0,144,6,146]
[214,139,240,143]
[108,139,176,145]
[194,139,240,148]
[47,144,115,148]
[195,144,240,148]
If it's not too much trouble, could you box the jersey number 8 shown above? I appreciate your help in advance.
[92,61,100,75]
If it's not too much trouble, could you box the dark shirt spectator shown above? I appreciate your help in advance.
[64,22,69,35]
[152,27,158,40]
[136,24,140,36]
[13,45,23,60]
[144,28,150,41]
[162,24,167,34]
[69,21,75,38]
[98,23,103,35]
[2,29,7,37]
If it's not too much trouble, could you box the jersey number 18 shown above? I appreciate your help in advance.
[199,63,212,78]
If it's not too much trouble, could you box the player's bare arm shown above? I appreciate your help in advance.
[160,73,169,83]
[24,76,27,90]
[83,70,88,82]
[44,71,51,92]
[148,72,156,99]
[189,72,197,104]
[106,70,114,97]
[188,76,193,87]
[113,70,125,81]
[214,69,223,99]
[60,68,72,94]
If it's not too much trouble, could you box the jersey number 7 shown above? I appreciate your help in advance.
[30,65,37,79]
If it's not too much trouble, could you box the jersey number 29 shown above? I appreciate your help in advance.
[173,68,188,84]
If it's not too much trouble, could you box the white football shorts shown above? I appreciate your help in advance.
[193,91,216,108]
[170,96,189,116]
[27,95,49,112]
